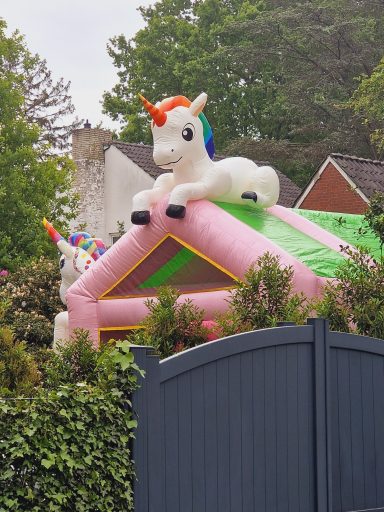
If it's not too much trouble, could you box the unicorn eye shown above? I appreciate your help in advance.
[182,123,195,141]
[59,256,65,269]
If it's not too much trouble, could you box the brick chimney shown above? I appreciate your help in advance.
[71,122,112,238]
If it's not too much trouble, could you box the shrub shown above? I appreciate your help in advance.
[0,326,41,397]
[0,256,63,347]
[217,252,313,336]
[132,286,209,358]
[316,246,384,338]
[0,337,141,511]
[42,329,101,389]
[364,191,384,253]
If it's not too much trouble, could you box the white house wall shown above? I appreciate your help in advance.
[104,145,155,244]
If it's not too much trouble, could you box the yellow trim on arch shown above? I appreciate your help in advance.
[98,325,144,345]
[100,285,235,300]
[98,233,239,300]
[98,234,170,299]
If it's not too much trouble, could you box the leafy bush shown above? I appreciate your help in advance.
[0,256,63,347]
[42,329,101,389]
[316,246,384,338]
[364,192,384,252]
[132,286,209,358]
[0,335,141,511]
[0,326,41,397]
[217,252,313,336]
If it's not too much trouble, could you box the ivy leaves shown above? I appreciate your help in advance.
[0,340,140,511]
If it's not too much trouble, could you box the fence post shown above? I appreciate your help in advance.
[130,346,163,512]
[308,318,332,512]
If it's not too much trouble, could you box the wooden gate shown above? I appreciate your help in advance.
[131,319,384,512]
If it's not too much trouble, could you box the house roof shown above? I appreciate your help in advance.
[330,153,384,199]
[294,153,384,207]
[108,141,301,207]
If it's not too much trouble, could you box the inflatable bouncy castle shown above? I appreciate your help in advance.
[60,93,380,345]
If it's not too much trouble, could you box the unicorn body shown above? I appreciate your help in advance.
[43,219,106,348]
[131,93,280,224]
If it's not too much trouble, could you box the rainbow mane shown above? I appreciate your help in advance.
[158,96,215,159]
[68,232,107,260]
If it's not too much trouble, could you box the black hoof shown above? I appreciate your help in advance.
[166,204,186,219]
[131,210,150,225]
[241,191,258,203]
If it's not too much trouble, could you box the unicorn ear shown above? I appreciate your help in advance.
[189,93,207,117]
[57,239,75,258]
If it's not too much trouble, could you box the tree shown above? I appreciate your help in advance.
[0,21,78,269]
[225,0,384,162]
[104,0,384,184]
[103,0,282,149]
[349,57,384,157]
[0,19,81,152]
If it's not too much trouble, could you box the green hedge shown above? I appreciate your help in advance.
[0,340,141,511]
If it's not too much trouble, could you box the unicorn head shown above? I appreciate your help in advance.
[139,93,215,170]
[43,218,106,305]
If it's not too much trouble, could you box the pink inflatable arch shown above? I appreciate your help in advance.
[66,197,342,345]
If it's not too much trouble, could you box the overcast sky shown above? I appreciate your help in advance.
[1,0,154,130]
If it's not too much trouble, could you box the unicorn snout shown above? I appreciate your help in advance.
[153,148,182,168]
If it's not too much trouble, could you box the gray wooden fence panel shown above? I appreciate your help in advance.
[329,332,384,512]
[132,322,384,512]
[204,362,218,512]
[177,371,193,512]
[228,353,242,511]
[252,348,266,512]
[298,342,316,512]
[216,356,231,511]
[360,352,376,510]
[240,351,254,512]
[373,355,384,506]
[190,365,205,511]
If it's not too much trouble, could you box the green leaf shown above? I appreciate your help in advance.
[41,458,55,469]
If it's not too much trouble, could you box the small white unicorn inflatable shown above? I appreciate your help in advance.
[131,93,280,225]
[43,219,106,349]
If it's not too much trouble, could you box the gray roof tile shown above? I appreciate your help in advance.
[330,153,384,199]
[109,141,301,208]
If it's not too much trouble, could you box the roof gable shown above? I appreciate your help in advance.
[330,153,384,199]
[295,153,384,208]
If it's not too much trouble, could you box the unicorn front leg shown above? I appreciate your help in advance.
[167,170,231,218]
[131,173,175,224]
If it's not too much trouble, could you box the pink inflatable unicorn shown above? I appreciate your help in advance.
[131,93,280,224]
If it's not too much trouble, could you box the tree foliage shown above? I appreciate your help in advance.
[0,21,78,269]
[316,246,384,338]
[364,192,384,252]
[0,19,81,153]
[104,0,384,183]
[350,57,384,156]
[103,0,272,149]
[0,257,63,347]
[0,326,41,397]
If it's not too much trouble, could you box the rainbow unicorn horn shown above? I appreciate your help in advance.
[42,218,74,258]
[42,218,63,243]
[138,94,167,127]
